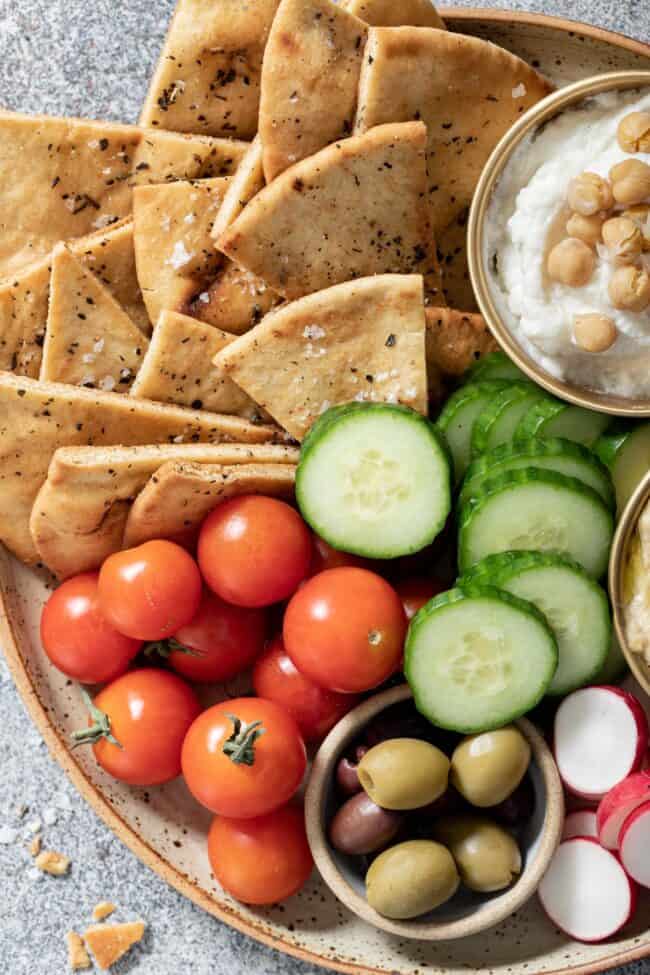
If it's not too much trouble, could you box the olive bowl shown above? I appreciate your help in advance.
[304,683,564,942]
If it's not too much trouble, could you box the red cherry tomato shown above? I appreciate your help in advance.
[309,535,371,576]
[181,697,306,817]
[159,590,266,683]
[197,495,312,607]
[73,669,201,786]
[253,635,358,741]
[283,567,407,693]
[395,576,446,621]
[40,572,141,683]
[208,804,313,905]
[98,540,202,640]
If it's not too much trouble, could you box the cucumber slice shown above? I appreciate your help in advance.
[594,422,650,513]
[405,585,558,732]
[465,351,525,383]
[471,383,546,456]
[296,402,451,559]
[458,468,614,578]
[596,636,628,684]
[460,438,615,510]
[515,398,611,447]
[436,381,507,483]
[458,551,610,696]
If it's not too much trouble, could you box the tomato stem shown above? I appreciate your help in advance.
[70,689,123,750]
[143,638,205,659]
[222,714,265,766]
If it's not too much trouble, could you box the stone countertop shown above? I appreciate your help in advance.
[0,0,648,972]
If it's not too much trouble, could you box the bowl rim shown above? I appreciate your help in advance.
[467,69,650,417]
[304,683,565,942]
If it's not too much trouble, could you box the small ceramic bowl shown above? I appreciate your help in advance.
[467,69,650,417]
[305,684,564,941]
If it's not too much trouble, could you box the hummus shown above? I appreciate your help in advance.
[486,88,650,398]
[624,498,650,666]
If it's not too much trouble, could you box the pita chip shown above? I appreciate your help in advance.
[215,274,427,440]
[259,0,368,181]
[0,372,280,565]
[31,443,298,578]
[83,922,145,971]
[0,257,51,378]
[124,461,296,547]
[210,137,265,242]
[425,306,497,401]
[139,0,281,139]
[217,122,442,302]
[187,263,280,334]
[344,0,444,28]
[131,129,248,184]
[130,310,256,415]
[436,209,478,312]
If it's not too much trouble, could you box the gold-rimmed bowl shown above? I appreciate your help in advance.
[468,69,650,417]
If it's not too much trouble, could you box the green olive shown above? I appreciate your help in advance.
[433,816,522,893]
[357,738,450,811]
[450,726,531,807]
[366,840,460,919]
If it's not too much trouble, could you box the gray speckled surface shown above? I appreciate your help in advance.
[0,1,648,973]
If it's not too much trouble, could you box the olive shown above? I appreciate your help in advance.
[366,840,459,919]
[433,816,522,893]
[358,738,450,810]
[329,792,402,856]
[490,776,535,827]
[450,726,531,807]
[336,745,368,796]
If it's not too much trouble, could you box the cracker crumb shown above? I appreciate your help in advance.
[67,932,92,971]
[35,849,71,876]
[83,921,145,969]
[29,834,42,857]
[92,901,116,922]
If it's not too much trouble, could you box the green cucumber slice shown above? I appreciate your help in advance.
[296,402,451,559]
[465,351,525,383]
[515,398,611,446]
[460,438,615,510]
[458,551,610,696]
[436,381,507,483]
[458,468,614,578]
[471,383,546,456]
[405,585,558,732]
[594,422,650,513]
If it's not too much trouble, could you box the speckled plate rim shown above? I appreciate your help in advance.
[0,10,649,975]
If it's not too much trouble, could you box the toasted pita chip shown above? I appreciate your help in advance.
[259,0,367,181]
[344,0,444,27]
[211,137,265,242]
[131,129,248,184]
[133,178,228,324]
[124,462,296,547]
[436,209,479,312]
[31,442,298,578]
[130,310,255,415]
[355,28,552,234]
[0,257,51,378]
[425,306,497,400]
[140,0,281,139]
[187,263,280,334]
[0,372,280,564]
[40,246,148,392]
[215,274,426,439]
[83,922,145,971]
[217,122,441,302]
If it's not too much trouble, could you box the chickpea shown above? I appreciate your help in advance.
[565,212,604,248]
[610,159,650,206]
[567,172,614,216]
[608,265,650,312]
[617,112,650,154]
[602,216,643,264]
[573,313,618,352]
[547,238,595,287]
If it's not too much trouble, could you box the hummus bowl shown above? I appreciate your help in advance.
[469,70,650,417]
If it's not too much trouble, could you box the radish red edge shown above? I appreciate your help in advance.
[562,809,598,841]
[597,771,650,850]
[620,800,650,889]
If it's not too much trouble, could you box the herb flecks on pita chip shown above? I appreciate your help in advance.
[215,274,427,440]
[131,129,248,184]
[425,305,497,402]
[345,0,444,27]
[211,136,265,242]
[139,0,281,139]
[436,208,478,312]
[259,0,368,181]
[0,257,51,378]
[187,263,280,335]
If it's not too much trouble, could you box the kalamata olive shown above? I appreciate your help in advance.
[358,738,450,810]
[336,745,368,796]
[329,792,402,856]
[433,816,522,893]
[490,776,535,826]
[408,785,467,831]
[366,840,459,919]
[450,726,531,807]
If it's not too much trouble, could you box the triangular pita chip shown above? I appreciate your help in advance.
[355,28,553,234]
[186,263,280,334]
[133,178,228,324]
[215,274,427,439]
[131,129,248,184]
[0,372,280,564]
[217,122,442,302]
[130,310,255,415]
[31,442,298,578]
[0,257,51,378]
[39,245,148,392]
[425,306,497,401]
[436,210,478,312]
[124,462,296,547]
[344,0,444,27]
[83,922,145,971]
[259,0,368,181]
[211,137,265,242]
[139,0,281,139]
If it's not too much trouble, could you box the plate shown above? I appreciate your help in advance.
[1,9,650,975]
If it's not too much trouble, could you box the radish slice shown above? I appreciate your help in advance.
[539,837,637,942]
[620,800,650,888]
[562,809,598,841]
[554,686,648,800]
[597,771,650,850]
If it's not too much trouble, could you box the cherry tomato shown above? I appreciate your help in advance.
[208,804,313,905]
[283,567,407,693]
[395,576,446,621]
[98,540,202,640]
[73,668,201,786]
[157,590,266,683]
[197,495,312,607]
[309,535,371,576]
[181,697,306,817]
[40,572,141,683]
[253,635,358,741]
